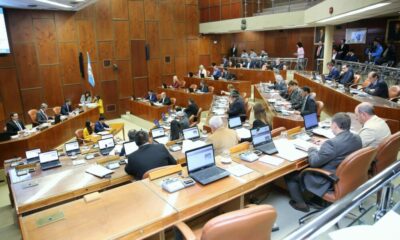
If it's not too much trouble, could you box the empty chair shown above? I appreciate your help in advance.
[28,109,39,126]
[174,205,277,240]
[53,106,61,115]
[372,132,400,175]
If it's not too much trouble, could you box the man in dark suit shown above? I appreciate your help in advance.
[338,64,354,86]
[36,103,51,124]
[315,41,324,59]
[6,112,25,135]
[221,68,234,80]
[94,116,110,133]
[325,62,340,81]
[145,90,157,102]
[287,80,303,110]
[285,113,362,212]
[227,91,246,119]
[296,86,317,116]
[184,99,199,119]
[158,92,171,105]
[125,130,177,179]
[60,99,72,115]
[199,80,209,93]
[344,49,358,62]
[364,71,389,98]
[230,44,237,57]
[337,39,349,59]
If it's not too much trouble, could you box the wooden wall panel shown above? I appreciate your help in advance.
[199,55,211,69]
[8,11,34,43]
[55,12,77,42]
[21,88,43,120]
[187,39,199,71]
[63,84,84,106]
[33,18,58,64]
[111,0,128,19]
[95,0,113,41]
[101,80,119,118]
[98,41,116,81]
[13,43,40,89]
[77,20,97,61]
[160,39,175,75]
[116,60,133,98]
[131,40,148,77]
[174,23,187,57]
[40,65,64,107]
[0,54,15,68]
[199,37,210,55]
[145,22,160,59]
[147,59,161,91]
[159,1,174,40]
[186,5,199,39]
[0,68,23,116]
[209,6,220,22]
[31,11,54,19]
[128,0,145,39]
[173,0,186,22]
[134,78,149,97]
[114,21,130,60]
[144,0,159,21]
[58,42,81,84]
[175,57,187,79]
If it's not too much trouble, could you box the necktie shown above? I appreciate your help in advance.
[301,96,308,112]
[15,121,22,130]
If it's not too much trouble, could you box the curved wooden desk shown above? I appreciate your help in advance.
[130,100,169,122]
[157,87,213,110]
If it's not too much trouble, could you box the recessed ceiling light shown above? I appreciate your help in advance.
[36,0,73,8]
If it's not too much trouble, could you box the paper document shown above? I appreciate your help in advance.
[274,139,308,162]
[213,109,226,115]
[259,155,284,166]
[226,164,254,177]
[85,165,113,178]
[235,128,251,139]
[292,139,320,152]
[181,140,206,153]
[72,159,86,166]
[97,131,110,135]
[312,128,335,139]
[154,136,169,145]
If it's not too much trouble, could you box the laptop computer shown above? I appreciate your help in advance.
[39,150,61,170]
[303,112,319,131]
[228,116,242,129]
[151,127,169,144]
[250,126,278,155]
[183,127,200,141]
[65,141,80,156]
[98,137,115,156]
[26,148,41,163]
[123,141,138,156]
[320,74,326,84]
[185,144,230,185]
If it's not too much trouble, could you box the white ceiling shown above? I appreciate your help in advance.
[0,0,97,11]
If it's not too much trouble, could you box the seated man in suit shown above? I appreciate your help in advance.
[325,62,340,81]
[36,103,51,124]
[170,111,190,140]
[338,64,354,86]
[285,113,362,212]
[125,130,176,180]
[355,102,390,148]
[119,130,137,156]
[199,80,209,93]
[227,91,246,119]
[6,112,26,135]
[145,90,157,102]
[274,74,288,96]
[184,99,199,119]
[94,116,110,133]
[158,92,171,105]
[221,68,234,80]
[212,65,221,79]
[60,99,73,115]
[295,86,317,116]
[206,116,238,155]
[364,71,389,98]
[345,49,358,62]
[287,80,303,110]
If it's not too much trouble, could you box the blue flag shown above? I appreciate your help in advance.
[87,52,95,88]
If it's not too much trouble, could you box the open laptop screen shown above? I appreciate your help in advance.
[123,141,138,155]
[65,141,79,152]
[186,144,215,173]
[183,127,200,140]
[303,113,319,130]
[98,137,115,150]
[151,127,165,138]
[251,126,272,146]
[39,150,59,163]
[228,116,242,129]
[26,149,41,159]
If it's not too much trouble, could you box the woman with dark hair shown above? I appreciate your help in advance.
[294,42,305,70]
[83,120,93,141]
[80,91,92,104]
[252,103,272,129]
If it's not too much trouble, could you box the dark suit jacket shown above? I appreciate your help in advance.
[200,85,209,93]
[365,79,389,98]
[184,103,199,119]
[228,98,246,118]
[6,120,25,135]
[36,110,49,124]
[159,97,171,105]
[338,44,349,59]
[230,47,237,57]
[338,70,354,86]
[326,67,340,80]
[305,131,362,197]
[300,95,317,116]
[125,144,177,179]
[94,121,109,133]
[315,45,324,59]
[61,104,72,115]
[145,94,157,102]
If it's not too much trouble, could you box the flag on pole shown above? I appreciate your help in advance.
[87,52,95,88]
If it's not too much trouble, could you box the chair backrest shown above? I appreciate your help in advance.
[180,80,186,88]
[190,84,197,90]
[53,106,61,115]
[361,78,371,88]
[28,109,38,124]
[383,118,399,134]
[353,74,361,84]
[208,86,214,93]
[170,98,176,109]
[271,127,286,138]
[316,101,324,118]
[374,132,400,174]
[75,128,84,144]
[142,165,182,180]
[388,85,400,99]
[245,105,252,120]
[196,107,202,122]
[201,205,277,240]
[330,147,376,201]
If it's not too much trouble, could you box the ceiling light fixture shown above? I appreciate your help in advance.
[317,2,391,23]
[36,0,73,8]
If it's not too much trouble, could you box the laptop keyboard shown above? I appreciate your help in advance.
[257,142,276,153]
[41,161,60,170]
[193,167,225,180]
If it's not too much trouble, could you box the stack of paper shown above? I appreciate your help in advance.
[291,139,320,152]
[86,165,113,178]
[274,139,308,162]
[226,164,254,177]
[235,128,251,139]
[312,128,335,139]
[259,155,284,166]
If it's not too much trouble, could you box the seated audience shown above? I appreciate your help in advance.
[249,49,257,58]
[221,68,234,80]
[260,50,268,58]
[355,102,390,148]
[61,99,72,115]
[222,56,229,67]
[125,130,176,180]
[345,49,358,62]
[36,103,51,124]
[145,90,158,102]
[170,111,190,140]
[325,62,340,81]
[338,64,354,86]
[119,130,137,156]
[172,75,181,88]
[206,116,238,155]
[364,71,389,98]
[212,65,221,79]
[272,58,286,70]
[184,99,199,119]
[252,103,272,129]
[199,80,209,93]
[158,92,171,105]
[369,39,383,63]
[227,91,246,119]
[242,58,252,69]
[94,116,110,133]
[285,113,362,212]
[287,80,303,110]
[198,64,207,77]
[80,91,92,104]
[295,86,317,116]
[6,112,25,135]
[83,120,94,141]
[93,95,104,116]
[376,41,396,65]
[240,50,249,58]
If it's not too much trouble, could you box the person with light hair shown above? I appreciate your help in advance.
[206,116,238,154]
[274,74,288,96]
[198,65,207,77]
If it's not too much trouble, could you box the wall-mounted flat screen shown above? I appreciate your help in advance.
[0,8,10,54]
[345,28,367,44]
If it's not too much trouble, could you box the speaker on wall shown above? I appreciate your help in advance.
[79,52,84,78]
[145,44,150,61]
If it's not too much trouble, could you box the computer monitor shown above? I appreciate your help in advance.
[123,141,138,156]
[228,116,242,129]
[182,127,200,140]
[26,149,41,160]
[101,134,113,140]
[303,113,319,130]
[151,127,165,138]
[39,150,59,164]
[251,126,272,146]
[65,141,80,153]
[98,137,115,150]
[185,144,215,173]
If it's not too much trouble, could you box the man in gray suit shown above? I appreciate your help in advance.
[36,103,51,124]
[287,80,303,110]
[285,113,362,212]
